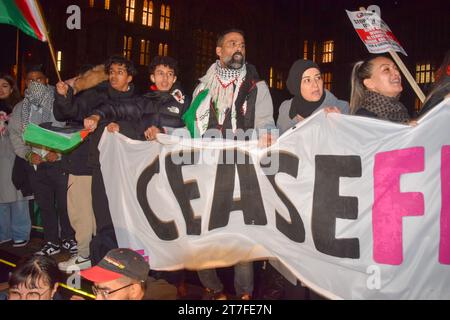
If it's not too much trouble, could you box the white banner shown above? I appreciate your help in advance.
[99,99,450,299]
[346,10,407,56]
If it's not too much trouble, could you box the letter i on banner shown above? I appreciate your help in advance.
[440,146,450,264]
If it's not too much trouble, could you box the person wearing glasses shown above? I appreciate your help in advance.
[80,248,177,300]
[6,255,62,300]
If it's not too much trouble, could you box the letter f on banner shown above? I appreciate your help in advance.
[373,147,424,265]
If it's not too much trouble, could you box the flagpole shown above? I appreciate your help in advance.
[33,0,62,82]
[388,50,426,103]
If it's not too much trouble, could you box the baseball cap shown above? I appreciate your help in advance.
[80,248,149,283]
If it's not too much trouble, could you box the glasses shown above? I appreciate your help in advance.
[92,283,135,299]
[8,287,52,300]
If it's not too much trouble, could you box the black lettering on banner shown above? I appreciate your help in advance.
[261,151,305,243]
[312,155,361,258]
[136,156,179,240]
[165,150,202,235]
[209,149,267,230]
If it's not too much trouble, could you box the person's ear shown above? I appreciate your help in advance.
[172,76,177,85]
[127,75,132,84]
[363,78,374,90]
[150,74,155,84]
[216,46,222,58]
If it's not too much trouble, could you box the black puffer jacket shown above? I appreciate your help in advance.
[92,84,189,140]
[53,81,111,175]
[87,85,144,169]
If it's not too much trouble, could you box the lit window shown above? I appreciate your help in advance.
[312,42,317,63]
[140,40,150,65]
[323,72,332,91]
[303,40,308,60]
[269,67,273,88]
[276,71,283,90]
[158,43,168,56]
[125,0,135,22]
[104,0,109,10]
[322,40,334,63]
[89,0,95,8]
[142,1,153,27]
[57,51,62,72]
[123,36,133,60]
[160,4,170,30]
[415,63,434,84]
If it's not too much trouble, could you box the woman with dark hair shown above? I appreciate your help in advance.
[350,55,410,123]
[417,50,450,116]
[8,255,62,300]
[0,73,31,247]
[277,59,349,134]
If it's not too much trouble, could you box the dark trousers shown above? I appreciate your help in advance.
[91,167,113,233]
[28,161,74,244]
[90,167,117,264]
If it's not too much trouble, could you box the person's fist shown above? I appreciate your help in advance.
[56,81,69,96]
[30,153,43,165]
[45,151,59,162]
[84,115,100,132]
[107,122,120,133]
[144,126,161,141]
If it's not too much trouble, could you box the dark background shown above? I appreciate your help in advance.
[0,0,448,119]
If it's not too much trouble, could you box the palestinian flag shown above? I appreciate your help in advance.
[23,123,90,153]
[0,0,47,41]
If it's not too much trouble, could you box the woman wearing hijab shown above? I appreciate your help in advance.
[277,59,349,134]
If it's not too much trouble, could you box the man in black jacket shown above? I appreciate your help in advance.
[53,56,141,270]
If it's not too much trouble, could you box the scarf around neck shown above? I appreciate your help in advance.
[289,91,326,119]
[21,81,55,131]
[199,60,247,126]
[360,90,410,124]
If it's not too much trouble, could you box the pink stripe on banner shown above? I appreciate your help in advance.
[373,147,425,265]
[440,146,450,264]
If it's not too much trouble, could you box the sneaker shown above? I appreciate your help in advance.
[61,239,78,255]
[203,288,227,300]
[12,240,29,247]
[58,255,91,272]
[0,238,12,245]
[35,242,61,256]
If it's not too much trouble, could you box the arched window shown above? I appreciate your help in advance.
[142,1,153,27]
[125,0,135,22]
[322,40,334,63]
[158,43,169,56]
[160,4,170,30]
[140,40,151,65]
[123,36,133,60]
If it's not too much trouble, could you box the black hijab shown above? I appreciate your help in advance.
[286,59,325,118]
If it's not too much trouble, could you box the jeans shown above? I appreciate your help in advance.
[0,200,31,241]
[197,261,254,296]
